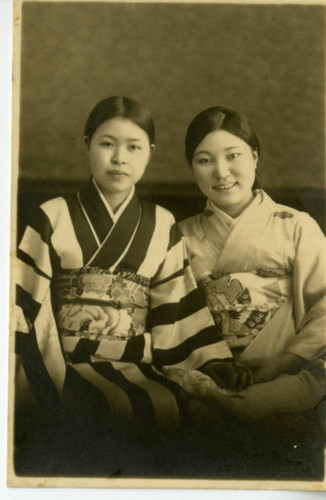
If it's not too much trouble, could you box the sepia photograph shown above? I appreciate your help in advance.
[7,0,326,490]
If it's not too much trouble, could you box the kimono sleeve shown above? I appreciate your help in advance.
[286,213,326,361]
[148,223,232,370]
[13,205,66,406]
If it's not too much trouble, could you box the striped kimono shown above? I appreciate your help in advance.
[14,178,230,433]
[178,189,326,421]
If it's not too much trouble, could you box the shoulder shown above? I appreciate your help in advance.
[30,195,78,234]
[20,195,68,244]
[39,195,71,219]
[273,204,304,221]
[261,190,318,226]
[178,213,203,237]
[155,203,175,224]
[23,195,68,226]
[261,190,325,242]
[259,189,299,219]
[140,199,175,226]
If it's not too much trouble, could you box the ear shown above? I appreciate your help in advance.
[252,150,258,167]
[148,144,155,161]
[84,136,90,150]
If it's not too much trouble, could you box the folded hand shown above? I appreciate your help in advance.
[201,361,254,392]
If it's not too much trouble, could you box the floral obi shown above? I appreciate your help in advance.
[53,267,150,341]
[200,268,292,355]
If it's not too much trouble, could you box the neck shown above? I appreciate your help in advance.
[212,193,255,218]
[92,178,133,214]
[104,192,131,213]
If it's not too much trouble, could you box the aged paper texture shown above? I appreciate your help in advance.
[7,0,326,491]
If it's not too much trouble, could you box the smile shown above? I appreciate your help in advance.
[213,181,236,190]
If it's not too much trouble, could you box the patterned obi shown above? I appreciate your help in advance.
[53,267,150,341]
[200,268,292,356]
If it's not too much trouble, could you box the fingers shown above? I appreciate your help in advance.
[214,365,253,392]
[221,367,238,391]
[234,366,254,391]
[246,367,255,386]
[202,362,255,392]
[205,364,250,392]
[235,368,246,392]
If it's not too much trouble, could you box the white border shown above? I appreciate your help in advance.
[4,0,326,497]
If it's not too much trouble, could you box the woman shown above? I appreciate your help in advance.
[174,105,326,422]
[14,97,232,474]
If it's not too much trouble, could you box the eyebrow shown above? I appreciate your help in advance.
[194,146,241,156]
[100,134,142,142]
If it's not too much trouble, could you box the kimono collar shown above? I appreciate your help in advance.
[205,189,263,227]
[92,177,135,223]
[77,178,142,268]
[201,190,264,255]
[205,200,235,228]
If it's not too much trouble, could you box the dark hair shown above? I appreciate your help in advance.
[185,106,261,163]
[84,96,155,146]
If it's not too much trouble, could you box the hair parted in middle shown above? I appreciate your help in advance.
[185,105,261,164]
[84,96,155,146]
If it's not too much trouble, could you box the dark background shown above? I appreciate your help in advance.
[18,2,325,233]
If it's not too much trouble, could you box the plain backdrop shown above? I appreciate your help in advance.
[18,1,325,191]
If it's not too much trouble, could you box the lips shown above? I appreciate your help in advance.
[107,170,129,176]
[213,181,237,190]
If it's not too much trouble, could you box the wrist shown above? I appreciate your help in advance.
[278,352,306,374]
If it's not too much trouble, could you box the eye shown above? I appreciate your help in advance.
[227,152,241,160]
[128,144,142,151]
[196,157,211,164]
[100,141,114,148]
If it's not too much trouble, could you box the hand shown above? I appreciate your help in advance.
[201,361,254,392]
[239,357,281,384]
[240,353,306,384]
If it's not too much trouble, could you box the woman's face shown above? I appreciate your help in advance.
[191,129,258,217]
[88,117,153,207]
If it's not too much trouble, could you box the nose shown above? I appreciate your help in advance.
[213,158,230,178]
[112,147,126,165]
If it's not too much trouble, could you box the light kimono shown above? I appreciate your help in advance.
[177,189,326,421]
[14,178,231,430]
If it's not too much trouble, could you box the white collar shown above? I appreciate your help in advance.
[206,200,236,227]
[206,190,261,227]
